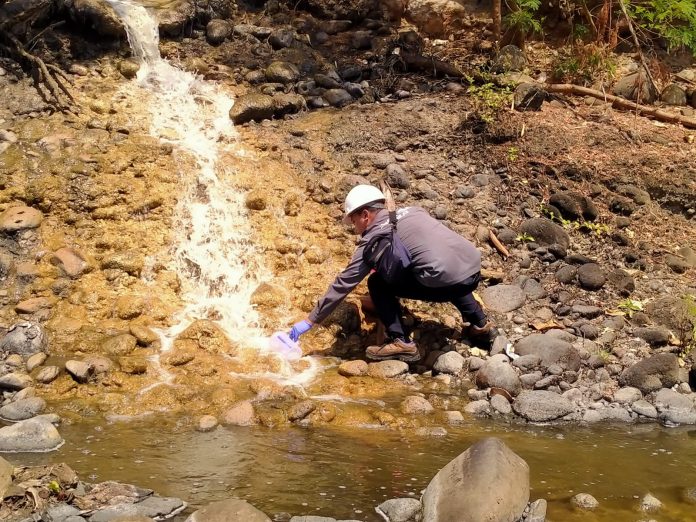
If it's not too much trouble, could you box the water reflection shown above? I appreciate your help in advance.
[6,418,696,521]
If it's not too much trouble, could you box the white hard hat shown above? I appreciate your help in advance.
[343,185,385,224]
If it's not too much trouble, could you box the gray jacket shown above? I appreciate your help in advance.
[308,207,481,324]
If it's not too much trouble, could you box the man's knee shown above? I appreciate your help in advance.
[367,272,385,294]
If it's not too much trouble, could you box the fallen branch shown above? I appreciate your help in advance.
[488,229,510,258]
[401,52,464,78]
[546,83,696,129]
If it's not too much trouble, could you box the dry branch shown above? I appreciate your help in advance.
[488,229,510,258]
[401,53,464,78]
[546,83,696,129]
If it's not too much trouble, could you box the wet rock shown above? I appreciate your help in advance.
[491,394,512,415]
[222,401,256,426]
[526,498,547,522]
[273,93,307,116]
[368,360,409,378]
[444,410,465,424]
[620,353,680,393]
[476,357,522,397]
[640,493,662,512]
[118,356,147,375]
[118,59,139,79]
[613,70,657,103]
[513,390,574,421]
[519,218,570,249]
[631,399,658,418]
[634,327,669,346]
[36,366,61,384]
[400,396,434,415]
[613,386,642,404]
[102,334,137,356]
[682,487,696,504]
[480,284,525,313]
[197,415,218,432]
[269,28,294,49]
[338,360,368,377]
[100,252,144,276]
[0,417,63,452]
[433,351,465,375]
[555,265,577,284]
[571,493,599,510]
[50,247,90,278]
[130,325,159,346]
[665,254,690,274]
[206,19,231,45]
[230,94,276,124]
[464,400,490,415]
[174,320,235,355]
[0,205,43,232]
[661,83,687,106]
[288,400,315,421]
[577,263,606,290]
[376,498,422,522]
[0,396,46,421]
[90,496,186,521]
[26,352,47,372]
[265,61,300,84]
[422,438,529,522]
[66,360,92,383]
[64,0,125,38]
[323,89,353,107]
[548,192,598,221]
[514,334,581,371]
[0,322,46,357]
[186,498,272,522]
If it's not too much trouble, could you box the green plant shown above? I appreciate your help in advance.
[551,44,617,85]
[516,232,535,242]
[627,0,696,55]
[507,146,519,162]
[578,221,612,236]
[679,294,696,355]
[504,0,544,36]
[466,82,512,123]
[618,298,644,317]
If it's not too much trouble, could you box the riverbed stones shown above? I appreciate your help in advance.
[433,351,464,375]
[89,495,186,521]
[519,218,570,249]
[368,360,409,378]
[65,360,92,383]
[422,437,529,522]
[288,400,316,421]
[323,89,353,107]
[376,498,422,522]
[613,386,642,404]
[513,390,574,422]
[50,247,90,278]
[118,59,140,79]
[640,493,662,512]
[206,19,231,45]
[222,400,256,426]
[0,372,33,390]
[491,394,513,415]
[631,399,658,418]
[571,493,599,510]
[577,263,606,290]
[36,366,61,383]
[0,396,46,421]
[480,284,525,313]
[186,498,271,521]
[338,360,368,377]
[0,322,46,357]
[197,415,218,432]
[174,320,235,355]
[0,205,43,232]
[620,353,680,393]
[475,356,522,396]
[0,417,63,452]
[400,396,434,415]
[514,334,581,371]
[102,333,137,356]
[265,61,300,84]
[230,94,276,124]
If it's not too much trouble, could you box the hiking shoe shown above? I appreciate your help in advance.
[466,321,499,348]
[365,338,421,362]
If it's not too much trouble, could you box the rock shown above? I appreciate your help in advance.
[0,372,33,390]
[269,28,294,49]
[682,487,696,504]
[376,498,422,522]
[102,334,137,356]
[607,269,635,296]
[400,396,434,415]
[514,334,581,371]
[130,325,159,346]
[639,493,662,512]
[174,320,235,355]
[222,401,256,426]
[197,415,218,432]
[385,163,410,189]
[480,284,525,313]
[405,0,467,37]
[206,19,231,45]
[513,390,574,421]
[351,30,373,50]
[555,265,577,284]
[65,360,92,383]
[0,417,63,452]
[494,45,526,72]
[50,247,90,278]
[613,70,657,103]
[661,83,687,106]
[15,296,53,314]
[288,400,315,421]
[233,24,272,39]
[89,495,185,521]
[613,386,642,404]
[519,218,570,249]
[577,263,606,290]
[679,246,696,267]
[464,400,490,415]
[526,498,547,522]
[323,89,353,107]
[620,353,680,393]
[631,399,658,418]
[229,94,276,124]
[433,352,465,375]
[571,493,599,510]
[100,252,144,276]
[634,327,669,346]
[653,388,693,411]
[0,456,13,499]
[514,83,546,111]
[338,360,368,377]
[64,0,125,38]
[665,254,690,274]
[273,93,306,116]
[36,366,61,384]
[616,184,651,205]
[186,498,272,522]
[314,73,342,89]
[0,397,46,421]
[0,322,46,357]
[26,352,47,372]
[476,357,522,397]
[549,192,598,221]
[610,196,636,216]
[368,360,409,378]
[422,438,529,522]
[490,394,512,415]
[0,206,43,232]
[444,410,465,424]
[265,61,300,84]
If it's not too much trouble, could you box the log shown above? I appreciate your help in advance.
[546,83,696,130]
[401,53,464,78]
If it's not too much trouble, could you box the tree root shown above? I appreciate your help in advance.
[0,31,76,112]
[546,83,696,130]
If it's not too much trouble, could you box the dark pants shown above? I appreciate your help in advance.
[367,271,487,340]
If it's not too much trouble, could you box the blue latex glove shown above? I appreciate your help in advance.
[289,320,313,342]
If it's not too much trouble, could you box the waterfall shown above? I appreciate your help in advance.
[106,0,266,348]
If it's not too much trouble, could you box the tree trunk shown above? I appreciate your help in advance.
[492,0,502,42]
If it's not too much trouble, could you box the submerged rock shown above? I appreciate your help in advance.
[186,498,271,521]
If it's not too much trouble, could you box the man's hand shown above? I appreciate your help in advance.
[289,320,313,342]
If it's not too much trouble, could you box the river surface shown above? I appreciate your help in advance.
[6,417,696,521]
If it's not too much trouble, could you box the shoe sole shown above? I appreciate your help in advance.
[365,351,421,363]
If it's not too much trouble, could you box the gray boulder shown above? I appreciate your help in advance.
[90,495,186,521]
[376,498,422,522]
[634,327,669,346]
[577,263,606,290]
[0,417,63,452]
[0,397,46,421]
[185,498,271,521]
[269,28,295,50]
[433,351,465,375]
[206,19,231,45]
[514,334,581,371]
[494,45,526,72]
[0,322,47,357]
[519,218,570,249]
[422,437,529,522]
[661,83,687,106]
[323,89,354,107]
[513,390,574,421]
[475,356,522,396]
[229,94,276,124]
[613,70,657,103]
[620,353,681,393]
[480,284,525,313]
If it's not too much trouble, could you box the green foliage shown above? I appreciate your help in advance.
[627,0,696,54]
[681,294,696,354]
[540,205,611,236]
[516,232,535,242]
[618,298,644,317]
[504,7,544,36]
[507,146,519,162]
[466,82,512,123]
[48,480,61,494]
[551,44,617,85]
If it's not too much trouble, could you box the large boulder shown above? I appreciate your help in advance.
[475,356,522,396]
[63,0,125,38]
[613,70,658,103]
[661,83,687,106]
[480,285,525,313]
[158,0,195,37]
[513,390,574,421]
[265,61,300,84]
[514,334,581,371]
[0,322,46,357]
[519,218,570,249]
[422,437,529,522]
[0,417,63,452]
[405,0,468,37]
[185,498,271,522]
[620,353,681,393]
[229,94,276,124]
